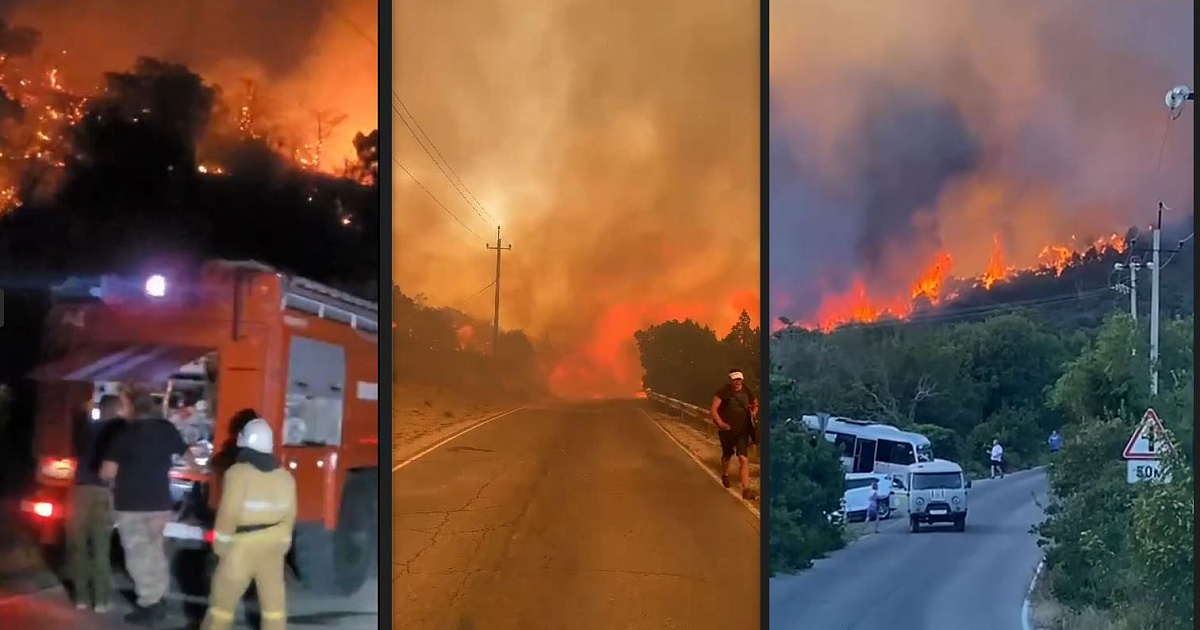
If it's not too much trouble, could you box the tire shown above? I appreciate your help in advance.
[877,501,891,521]
[955,516,966,532]
[909,517,919,533]
[293,470,378,596]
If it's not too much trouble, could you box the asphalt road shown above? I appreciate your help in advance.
[769,468,1048,630]
[0,550,379,629]
[393,400,760,630]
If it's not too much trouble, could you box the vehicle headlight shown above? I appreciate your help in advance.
[915,497,925,507]
[951,496,960,504]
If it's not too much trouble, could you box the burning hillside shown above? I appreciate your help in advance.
[769,1,1194,330]
[802,231,1130,331]
[1,1,377,214]
[395,0,758,399]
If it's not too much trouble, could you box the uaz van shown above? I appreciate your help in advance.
[906,459,970,532]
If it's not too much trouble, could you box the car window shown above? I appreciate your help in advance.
[845,478,875,490]
[911,472,963,490]
[916,444,934,462]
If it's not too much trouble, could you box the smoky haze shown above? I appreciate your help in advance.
[770,0,1195,324]
[395,0,760,398]
[3,0,377,168]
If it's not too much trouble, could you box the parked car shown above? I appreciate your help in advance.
[841,472,899,522]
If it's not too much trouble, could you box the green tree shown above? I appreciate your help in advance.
[768,372,846,574]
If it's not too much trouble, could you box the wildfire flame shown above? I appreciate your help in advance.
[802,232,1128,331]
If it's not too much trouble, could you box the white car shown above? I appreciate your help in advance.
[841,472,899,521]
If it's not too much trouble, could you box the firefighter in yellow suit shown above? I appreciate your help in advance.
[201,418,297,630]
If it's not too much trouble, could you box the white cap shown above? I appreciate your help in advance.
[237,418,274,454]
[729,371,744,381]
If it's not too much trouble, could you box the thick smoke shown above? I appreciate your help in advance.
[770,0,1195,324]
[3,0,377,168]
[394,0,759,398]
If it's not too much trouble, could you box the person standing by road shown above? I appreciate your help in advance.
[866,480,882,533]
[202,418,296,630]
[988,439,1004,479]
[710,369,757,501]
[1048,430,1063,454]
[68,394,126,613]
[100,385,187,626]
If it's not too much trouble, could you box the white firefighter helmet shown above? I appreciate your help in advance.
[237,418,274,454]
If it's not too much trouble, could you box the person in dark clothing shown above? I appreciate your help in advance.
[710,369,758,500]
[68,394,126,612]
[100,385,187,626]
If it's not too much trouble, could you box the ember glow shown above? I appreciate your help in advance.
[770,1,1193,330]
[395,0,758,398]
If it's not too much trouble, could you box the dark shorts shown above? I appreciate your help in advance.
[719,429,751,459]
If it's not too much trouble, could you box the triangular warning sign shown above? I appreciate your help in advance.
[1123,409,1170,460]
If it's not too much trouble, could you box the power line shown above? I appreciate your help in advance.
[393,92,494,223]
[394,157,483,241]
[391,92,496,227]
[323,1,377,48]
[448,281,495,310]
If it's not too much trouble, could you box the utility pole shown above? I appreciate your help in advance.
[1149,203,1163,396]
[486,226,512,355]
[1129,261,1138,322]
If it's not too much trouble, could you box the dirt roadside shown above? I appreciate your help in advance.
[641,405,760,511]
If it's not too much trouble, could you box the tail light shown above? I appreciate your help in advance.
[38,457,77,483]
[204,530,216,544]
[20,500,57,519]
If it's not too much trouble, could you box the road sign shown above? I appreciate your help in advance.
[1127,459,1171,484]
[1122,409,1170,460]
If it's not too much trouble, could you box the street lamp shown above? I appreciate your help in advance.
[1165,85,1193,119]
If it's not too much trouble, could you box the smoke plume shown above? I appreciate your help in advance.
[394,0,760,398]
[770,0,1194,325]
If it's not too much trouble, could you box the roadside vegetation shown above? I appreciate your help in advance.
[633,310,760,407]
[767,305,1194,628]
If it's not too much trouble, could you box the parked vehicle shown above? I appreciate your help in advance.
[20,260,379,595]
[801,415,934,476]
[906,459,970,533]
[840,472,900,521]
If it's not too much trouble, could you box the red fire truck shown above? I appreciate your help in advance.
[20,260,379,595]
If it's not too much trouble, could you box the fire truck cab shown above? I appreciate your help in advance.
[21,260,379,596]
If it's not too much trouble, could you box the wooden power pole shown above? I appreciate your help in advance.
[486,226,511,355]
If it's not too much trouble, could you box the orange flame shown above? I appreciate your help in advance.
[456,324,475,350]
[803,231,1129,331]
[910,252,953,302]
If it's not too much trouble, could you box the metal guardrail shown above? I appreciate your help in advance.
[644,390,716,429]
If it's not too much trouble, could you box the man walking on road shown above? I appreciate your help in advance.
[711,369,757,500]
[69,394,126,612]
[988,440,1004,479]
[100,385,188,626]
[1048,430,1063,454]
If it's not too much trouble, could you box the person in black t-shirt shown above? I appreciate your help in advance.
[100,385,186,626]
[710,369,758,500]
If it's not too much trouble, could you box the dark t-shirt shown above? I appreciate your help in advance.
[714,384,757,434]
[106,418,187,512]
[74,415,127,487]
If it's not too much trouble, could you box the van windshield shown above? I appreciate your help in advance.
[911,472,963,490]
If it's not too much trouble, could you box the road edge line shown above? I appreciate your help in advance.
[1022,559,1045,630]
[392,406,526,472]
[640,409,760,519]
